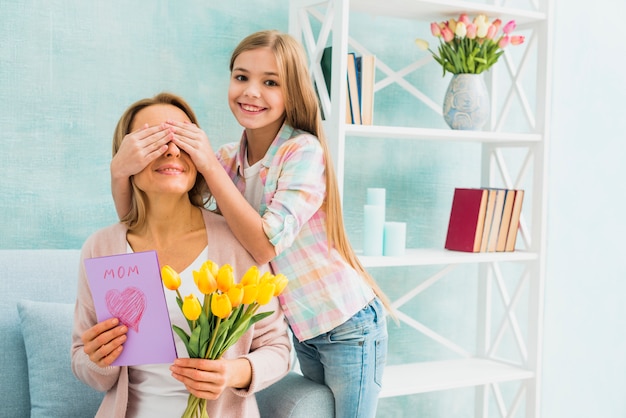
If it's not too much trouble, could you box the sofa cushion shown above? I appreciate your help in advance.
[0,249,82,416]
[17,299,104,418]
[256,371,335,418]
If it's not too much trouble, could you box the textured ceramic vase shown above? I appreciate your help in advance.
[443,73,490,130]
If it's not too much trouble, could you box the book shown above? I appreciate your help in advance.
[346,52,362,124]
[486,189,506,252]
[479,189,498,252]
[83,250,177,366]
[505,189,525,251]
[360,54,376,125]
[444,188,488,252]
[496,189,516,252]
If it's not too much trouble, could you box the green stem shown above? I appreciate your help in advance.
[205,317,222,359]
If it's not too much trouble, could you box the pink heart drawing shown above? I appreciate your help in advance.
[105,287,147,333]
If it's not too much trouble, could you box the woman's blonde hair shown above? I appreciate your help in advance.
[112,92,208,231]
[230,30,392,313]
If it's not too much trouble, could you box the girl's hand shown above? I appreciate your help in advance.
[81,318,128,368]
[111,123,171,180]
[166,121,219,176]
[170,358,252,400]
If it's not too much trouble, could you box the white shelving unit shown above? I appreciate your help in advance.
[289,1,551,417]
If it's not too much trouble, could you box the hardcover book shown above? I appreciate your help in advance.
[479,189,498,252]
[83,250,177,366]
[486,188,507,252]
[496,189,516,252]
[445,188,488,252]
[505,190,525,251]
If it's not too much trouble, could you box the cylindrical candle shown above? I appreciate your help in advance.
[366,188,386,207]
[363,204,385,256]
[383,222,406,257]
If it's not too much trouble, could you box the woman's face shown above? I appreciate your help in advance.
[228,47,286,135]
[130,104,197,198]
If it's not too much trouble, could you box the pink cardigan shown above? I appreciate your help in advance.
[71,209,291,418]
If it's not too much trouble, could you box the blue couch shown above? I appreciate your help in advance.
[0,249,334,418]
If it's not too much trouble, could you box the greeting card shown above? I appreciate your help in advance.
[84,250,177,366]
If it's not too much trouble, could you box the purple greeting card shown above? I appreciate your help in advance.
[84,250,177,366]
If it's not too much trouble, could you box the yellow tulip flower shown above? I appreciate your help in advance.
[182,294,202,321]
[201,259,219,278]
[161,265,181,291]
[259,271,273,284]
[242,284,258,305]
[271,273,289,296]
[216,264,234,293]
[211,293,232,319]
[227,284,244,308]
[256,282,276,305]
[193,267,217,295]
[240,265,260,286]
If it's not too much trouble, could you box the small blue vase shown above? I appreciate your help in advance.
[443,73,490,130]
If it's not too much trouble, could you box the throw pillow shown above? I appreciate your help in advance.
[17,300,103,418]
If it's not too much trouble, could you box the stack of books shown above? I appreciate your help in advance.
[444,187,525,253]
[319,47,376,125]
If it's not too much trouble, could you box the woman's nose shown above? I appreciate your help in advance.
[165,141,180,158]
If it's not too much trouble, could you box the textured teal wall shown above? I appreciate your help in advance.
[0,0,287,248]
[2,1,625,417]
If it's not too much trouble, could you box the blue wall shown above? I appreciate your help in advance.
[2,0,624,416]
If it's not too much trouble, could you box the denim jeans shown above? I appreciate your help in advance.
[292,298,388,418]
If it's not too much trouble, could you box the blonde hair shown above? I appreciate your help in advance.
[112,92,208,231]
[230,30,392,313]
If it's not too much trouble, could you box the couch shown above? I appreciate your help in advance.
[0,249,334,418]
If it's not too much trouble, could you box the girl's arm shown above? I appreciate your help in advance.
[169,122,277,264]
[110,123,171,218]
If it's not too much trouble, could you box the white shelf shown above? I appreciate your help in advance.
[290,0,550,415]
[351,0,547,25]
[358,248,537,268]
[345,124,542,144]
[380,358,534,398]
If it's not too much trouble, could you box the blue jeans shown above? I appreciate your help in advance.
[292,298,388,418]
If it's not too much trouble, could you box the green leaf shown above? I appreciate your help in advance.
[188,325,202,358]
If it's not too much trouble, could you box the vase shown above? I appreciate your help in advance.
[443,73,490,131]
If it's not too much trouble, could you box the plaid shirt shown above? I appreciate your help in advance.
[216,124,374,341]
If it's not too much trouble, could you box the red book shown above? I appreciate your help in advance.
[445,188,489,252]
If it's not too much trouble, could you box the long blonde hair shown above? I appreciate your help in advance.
[112,92,208,231]
[230,30,393,313]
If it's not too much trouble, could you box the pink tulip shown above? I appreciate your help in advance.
[510,35,525,46]
[502,20,516,35]
[466,23,477,39]
[486,24,498,39]
[458,13,471,25]
[492,19,502,32]
[430,22,441,37]
[441,25,454,43]
[498,35,510,48]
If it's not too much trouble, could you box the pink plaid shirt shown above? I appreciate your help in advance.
[216,124,374,341]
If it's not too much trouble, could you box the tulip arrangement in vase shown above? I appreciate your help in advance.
[161,261,288,418]
[415,13,525,130]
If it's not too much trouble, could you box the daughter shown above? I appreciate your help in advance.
[111,31,390,417]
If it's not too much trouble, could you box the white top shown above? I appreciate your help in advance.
[126,246,208,418]
[243,150,263,209]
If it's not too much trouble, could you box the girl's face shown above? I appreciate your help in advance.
[130,104,197,197]
[228,47,286,136]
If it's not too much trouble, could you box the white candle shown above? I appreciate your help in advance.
[383,222,406,257]
[366,188,386,207]
[363,205,385,256]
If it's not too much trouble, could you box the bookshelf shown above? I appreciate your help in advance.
[289,0,552,417]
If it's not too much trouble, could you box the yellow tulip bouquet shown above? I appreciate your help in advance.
[161,260,288,418]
